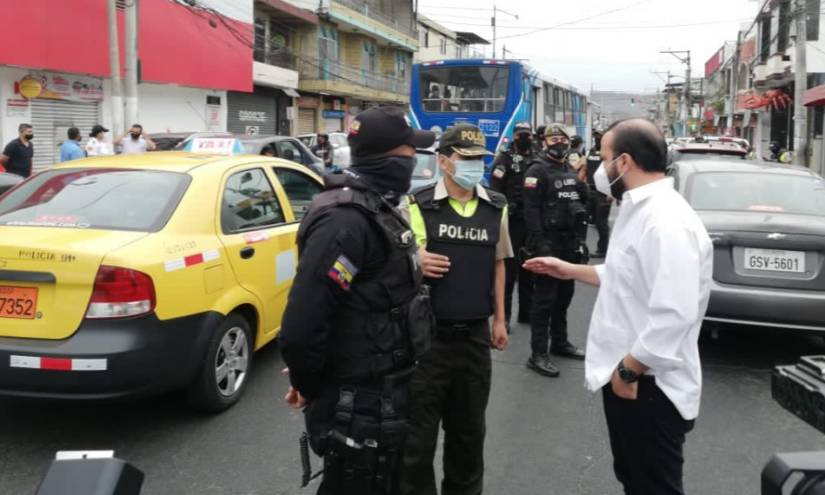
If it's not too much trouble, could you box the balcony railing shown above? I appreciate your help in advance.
[254,35,299,70]
[332,0,417,38]
[299,56,410,96]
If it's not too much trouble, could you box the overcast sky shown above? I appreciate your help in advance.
[418,0,762,93]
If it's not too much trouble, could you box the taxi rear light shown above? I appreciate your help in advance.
[86,266,156,319]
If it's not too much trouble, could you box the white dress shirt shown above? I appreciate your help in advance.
[120,137,148,154]
[585,177,713,420]
[85,137,113,156]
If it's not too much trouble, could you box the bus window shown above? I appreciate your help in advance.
[419,66,509,113]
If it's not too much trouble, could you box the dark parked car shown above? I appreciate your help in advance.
[0,172,22,195]
[669,159,825,332]
[236,136,324,176]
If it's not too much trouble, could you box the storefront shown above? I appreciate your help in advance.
[227,85,293,136]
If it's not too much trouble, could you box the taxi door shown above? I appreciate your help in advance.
[216,165,298,345]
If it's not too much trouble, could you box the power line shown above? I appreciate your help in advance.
[426,17,755,30]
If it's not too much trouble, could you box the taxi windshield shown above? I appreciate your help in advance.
[0,168,190,232]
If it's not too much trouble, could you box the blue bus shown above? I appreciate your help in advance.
[409,59,589,179]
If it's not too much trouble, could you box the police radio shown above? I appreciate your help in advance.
[763,356,825,494]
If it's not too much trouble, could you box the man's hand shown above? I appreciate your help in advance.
[610,369,638,400]
[522,257,575,279]
[419,247,450,278]
[285,386,307,409]
[491,319,508,350]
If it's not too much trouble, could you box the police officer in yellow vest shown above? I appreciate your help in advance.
[399,124,510,495]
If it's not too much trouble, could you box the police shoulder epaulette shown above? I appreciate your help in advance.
[481,187,507,209]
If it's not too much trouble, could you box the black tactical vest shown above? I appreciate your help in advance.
[413,185,505,321]
[534,158,588,236]
[586,148,601,186]
[501,150,531,217]
[297,176,423,385]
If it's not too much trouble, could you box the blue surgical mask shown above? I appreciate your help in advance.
[443,155,485,191]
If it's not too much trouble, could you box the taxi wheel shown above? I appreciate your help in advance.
[187,314,254,412]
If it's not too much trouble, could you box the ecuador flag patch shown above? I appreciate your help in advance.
[328,254,359,290]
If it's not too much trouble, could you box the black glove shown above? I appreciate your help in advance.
[575,242,590,264]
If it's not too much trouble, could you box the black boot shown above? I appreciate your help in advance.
[550,341,585,360]
[526,353,560,377]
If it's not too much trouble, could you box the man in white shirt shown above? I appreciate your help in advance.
[115,124,156,154]
[86,125,113,157]
[524,118,712,495]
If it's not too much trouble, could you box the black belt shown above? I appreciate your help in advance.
[435,319,485,339]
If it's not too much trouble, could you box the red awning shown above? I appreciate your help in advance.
[803,84,825,106]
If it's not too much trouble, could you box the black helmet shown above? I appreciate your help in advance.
[570,135,582,148]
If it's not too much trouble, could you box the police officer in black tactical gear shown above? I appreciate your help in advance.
[534,124,547,154]
[584,128,611,258]
[399,124,510,495]
[280,106,436,495]
[491,121,534,328]
[522,123,589,378]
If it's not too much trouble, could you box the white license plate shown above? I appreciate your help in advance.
[744,248,806,273]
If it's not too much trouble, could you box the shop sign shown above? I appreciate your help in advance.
[245,126,260,136]
[322,110,345,119]
[17,73,104,102]
[6,98,29,117]
[238,110,267,123]
[206,103,222,130]
[297,96,320,109]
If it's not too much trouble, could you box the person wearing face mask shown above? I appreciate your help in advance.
[533,124,547,153]
[584,128,612,258]
[1,123,35,178]
[279,106,437,495]
[524,119,712,495]
[521,123,590,378]
[114,124,156,154]
[399,124,510,495]
[490,121,535,329]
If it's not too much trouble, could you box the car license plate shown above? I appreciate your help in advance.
[744,248,806,274]
[0,286,38,319]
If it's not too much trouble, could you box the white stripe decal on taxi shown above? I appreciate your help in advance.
[164,249,220,272]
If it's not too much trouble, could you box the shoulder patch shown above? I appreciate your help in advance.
[524,177,539,189]
[327,254,359,291]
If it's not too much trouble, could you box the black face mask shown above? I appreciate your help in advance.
[515,134,531,152]
[593,137,602,150]
[130,133,141,140]
[350,155,416,204]
[545,143,569,162]
[24,133,33,140]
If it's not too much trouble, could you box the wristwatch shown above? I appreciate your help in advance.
[617,359,640,383]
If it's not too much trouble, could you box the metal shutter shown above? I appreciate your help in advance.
[297,108,316,135]
[30,99,100,171]
[227,89,277,136]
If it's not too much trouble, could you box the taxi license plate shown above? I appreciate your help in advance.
[0,286,38,320]
[744,248,806,274]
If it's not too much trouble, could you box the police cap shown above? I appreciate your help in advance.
[514,122,532,136]
[437,124,493,157]
[347,106,435,159]
[544,123,570,140]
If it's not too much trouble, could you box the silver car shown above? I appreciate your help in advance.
[668,159,825,332]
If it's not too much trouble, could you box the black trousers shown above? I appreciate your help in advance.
[603,377,695,495]
[503,216,533,322]
[399,320,492,495]
[589,190,612,253]
[529,274,575,355]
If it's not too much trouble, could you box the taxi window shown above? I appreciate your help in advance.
[273,168,322,221]
[221,168,285,233]
[0,168,189,232]
[276,140,304,164]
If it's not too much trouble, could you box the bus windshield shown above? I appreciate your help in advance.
[419,65,509,113]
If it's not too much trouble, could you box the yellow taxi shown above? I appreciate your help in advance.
[0,151,323,411]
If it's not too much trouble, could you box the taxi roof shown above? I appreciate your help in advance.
[51,151,299,174]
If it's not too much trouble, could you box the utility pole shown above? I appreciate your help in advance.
[793,0,808,166]
[661,50,691,136]
[124,0,139,128]
[491,6,518,59]
[728,33,741,136]
[108,0,124,138]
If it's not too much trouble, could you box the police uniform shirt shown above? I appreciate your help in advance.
[401,179,514,260]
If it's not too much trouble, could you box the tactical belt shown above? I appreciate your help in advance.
[435,319,486,339]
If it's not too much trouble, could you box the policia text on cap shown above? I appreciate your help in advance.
[398,124,511,495]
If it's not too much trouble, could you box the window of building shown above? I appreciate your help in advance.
[363,40,377,72]
[319,25,339,80]
[254,16,267,63]
[808,0,821,41]
[778,0,791,52]
[759,13,772,62]
[424,29,429,48]
[396,51,409,79]
[440,38,447,55]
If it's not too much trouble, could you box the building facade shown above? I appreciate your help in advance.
[415,16,487,62]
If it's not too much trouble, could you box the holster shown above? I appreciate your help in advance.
[406,286,435,360]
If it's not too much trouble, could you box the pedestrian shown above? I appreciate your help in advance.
[279,106,436,495]
[115,124,156,154]
[1,123,34,178]
[490,121,535,329]
[399,124,510,495]
[524,118,713,495]
[568,134,585,170]
[311,133,334,171]
[59,127,85,162]
[522,123,589,378]
[584,129,612,258]
[260,145,275,157]
[86,125,113,156]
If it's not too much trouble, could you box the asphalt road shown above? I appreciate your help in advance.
[2,267,825,494]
